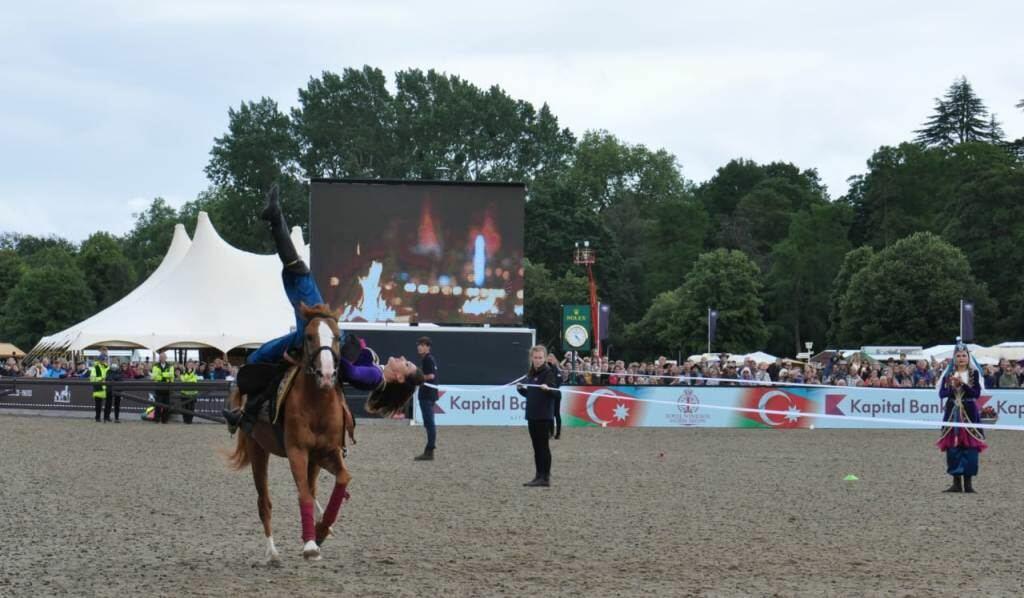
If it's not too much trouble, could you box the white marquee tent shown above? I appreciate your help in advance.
[33,212,310,354]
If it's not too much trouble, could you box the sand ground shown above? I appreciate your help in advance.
[1,415,1021,597]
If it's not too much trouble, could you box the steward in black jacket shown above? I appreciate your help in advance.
[517,358,560,487]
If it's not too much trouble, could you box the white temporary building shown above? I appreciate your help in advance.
[33,212,310,354]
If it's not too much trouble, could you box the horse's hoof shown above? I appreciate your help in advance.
[264,537,280,564]
[302,540,321,560]
[315,525,334,547]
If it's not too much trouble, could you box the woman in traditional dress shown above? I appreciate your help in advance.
[936,344,987,493]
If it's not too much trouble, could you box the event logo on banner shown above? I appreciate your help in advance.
[563,386,645,427]
[668,388,709,427]
[736,387,815,429]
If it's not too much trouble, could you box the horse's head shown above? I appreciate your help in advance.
[299,302,342,390]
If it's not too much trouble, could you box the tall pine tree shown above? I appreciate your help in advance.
[915,77,995,147]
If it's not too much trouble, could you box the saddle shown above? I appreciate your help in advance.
[237,361,356,448]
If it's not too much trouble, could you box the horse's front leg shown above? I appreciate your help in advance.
[315,448,351,547]
[285,447,320,560]
[250,441,279,563]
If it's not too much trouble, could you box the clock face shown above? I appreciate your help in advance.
[564,324,589,348]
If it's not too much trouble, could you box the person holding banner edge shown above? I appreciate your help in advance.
[517,345,559,487]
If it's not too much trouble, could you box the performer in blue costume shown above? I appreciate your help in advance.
[936,341,988,493]
[223,185,423,433]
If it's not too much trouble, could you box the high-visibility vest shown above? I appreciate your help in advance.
[151,363,174,383]
[180,370,199,397]
[91,362,110,400]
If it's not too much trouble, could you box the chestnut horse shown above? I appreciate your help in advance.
[228,303,354,562]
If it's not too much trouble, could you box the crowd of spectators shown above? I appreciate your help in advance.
[0,355,239,381]
[556,353,1024,389]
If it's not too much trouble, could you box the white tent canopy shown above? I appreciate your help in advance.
[34,212,310,354]
[921,343,984,361]
[975,342,1024,361]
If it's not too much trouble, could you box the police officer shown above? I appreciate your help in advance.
[180,360,200,424]
[90,350,110,423]
[104,357,124,423]
[414,336,438,461]
[151,352,174,423]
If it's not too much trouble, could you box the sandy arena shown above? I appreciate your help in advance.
[1,415,1022,597]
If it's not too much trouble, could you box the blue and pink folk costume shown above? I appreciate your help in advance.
[935,346,987,493]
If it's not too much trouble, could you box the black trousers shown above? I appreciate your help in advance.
[528,419,552,479]
[103,394,121,421]
[552,395,562,438]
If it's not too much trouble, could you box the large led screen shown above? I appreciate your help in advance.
[310,180,525,325]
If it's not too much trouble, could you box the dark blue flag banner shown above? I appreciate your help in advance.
[960,300,975,342]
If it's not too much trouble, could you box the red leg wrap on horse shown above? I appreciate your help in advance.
[299,501,316,542]
[321,484,349,528]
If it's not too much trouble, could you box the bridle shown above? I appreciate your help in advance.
[305,315,340,382]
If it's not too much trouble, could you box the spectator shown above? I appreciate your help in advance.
[983,365,998,389]
[755,362,771,384]
[209,358,230,381]
[1,357,21,377]
[997,359,1019,388]
[912,360,934,387]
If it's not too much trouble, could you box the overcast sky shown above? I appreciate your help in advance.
[2,1,1022,241]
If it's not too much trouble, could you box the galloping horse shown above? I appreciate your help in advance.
[228,303,353,562]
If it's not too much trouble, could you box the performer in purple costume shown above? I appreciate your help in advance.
[936,344,988,493]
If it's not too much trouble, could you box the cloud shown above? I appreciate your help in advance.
[1,0,1022,241]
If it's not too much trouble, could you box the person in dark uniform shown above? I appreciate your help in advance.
[516,345,559,487]
[104,357,124,423]
[546,353,563,440]
[414,336,438,461]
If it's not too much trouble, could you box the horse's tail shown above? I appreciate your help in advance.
[225,387,251,470]
[227,430,251,470]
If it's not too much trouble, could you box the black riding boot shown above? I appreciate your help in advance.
[943,475,963,493]
[262,184,308,275]
[963,476,976,493]
[223,388,271,435]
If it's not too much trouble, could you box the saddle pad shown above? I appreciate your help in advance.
[273,365,300,424]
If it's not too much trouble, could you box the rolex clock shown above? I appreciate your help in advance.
[564,324,590,349]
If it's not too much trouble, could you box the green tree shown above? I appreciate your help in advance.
[942,165,1024,337]
[837,232,993,346]
[843,143,952,248]
[827,245,875,345]
[627,249,768,357]
[766,203,852,355]
[206,97,299,194]
[24,246,77,271]
[121,198,182,280]
[0,250,25,316]
[0,264,96,350]
[522,260,589,349]
[0,233,77,258]
[915,77,996,147]
[77,232,137,310]
[292,67,401,178]
[699,159,828,259]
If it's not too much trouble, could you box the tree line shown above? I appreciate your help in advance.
[1,70,1022,359]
